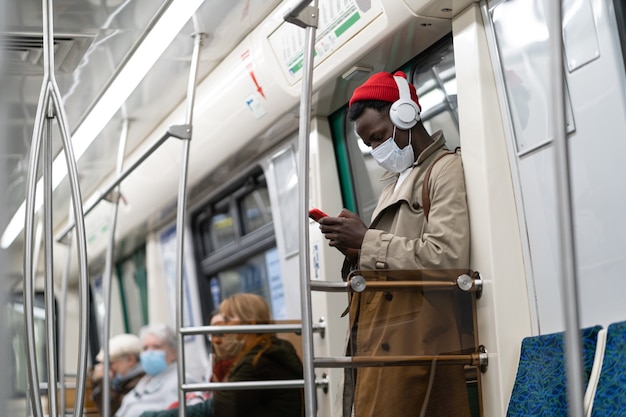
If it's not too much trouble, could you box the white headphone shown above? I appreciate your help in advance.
[389,75,421,130]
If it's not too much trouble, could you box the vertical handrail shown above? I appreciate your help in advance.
[23,1,91,417]
[547,1,585,416]
[51,59,91,417]
[176,30,205,417]
[283,1,319,416]
[58,213,73,416]
[44,103,59,417]
[102,119,130,417]
[23,80,46,417]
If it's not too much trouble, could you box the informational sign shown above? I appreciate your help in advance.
[268,0,382,84]
[265,247,286,319]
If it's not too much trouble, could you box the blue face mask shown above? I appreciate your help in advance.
[140,350,168,376]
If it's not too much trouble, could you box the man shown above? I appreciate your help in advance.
[91,333,145,415]
[318,71,471,417]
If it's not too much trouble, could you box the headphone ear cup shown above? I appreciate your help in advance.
[389,76,420,129]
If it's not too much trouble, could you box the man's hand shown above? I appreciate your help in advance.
[318,209,367,259]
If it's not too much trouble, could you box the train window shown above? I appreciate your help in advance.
[192,168,281,320]
[411,38,460,150]
[239,187,272,234]
[209,202,237,249]
[215,251,271,301]
[7,292,52,397]
[337,35,460,222]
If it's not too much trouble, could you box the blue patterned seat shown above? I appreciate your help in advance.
[589,321,626,416]
[506,325,602,417]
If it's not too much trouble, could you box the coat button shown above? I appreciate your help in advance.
[384,291,393,301]
[412,201,422,210]
[381,342,390,352]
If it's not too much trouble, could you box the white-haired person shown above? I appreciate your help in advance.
[114,323,199,417]
[91,333,145,415]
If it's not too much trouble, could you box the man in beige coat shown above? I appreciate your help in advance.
[318,71,471,417]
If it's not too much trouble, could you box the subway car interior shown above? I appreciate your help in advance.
[2,0,626,416]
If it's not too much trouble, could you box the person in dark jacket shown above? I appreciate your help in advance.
[91,333,145,415]
[140,293,303,417]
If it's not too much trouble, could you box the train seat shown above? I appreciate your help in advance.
[588,321,626,416]
[506,325,602,417]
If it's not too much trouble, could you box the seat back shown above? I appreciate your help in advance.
[589,321,626,416]
[506,325,602,417]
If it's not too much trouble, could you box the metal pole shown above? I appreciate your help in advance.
[44,104,59,417]
[102,119,129,417]
[24,1,90,416]
[180,322,325,336]
[48,41,89,417]
[284,1,319,416]
[51,80,91,417]
[58,215,73,416]
[547,1,585,416]
[176,30,204,417]
[55,130,172,243]
[23,57,50,417]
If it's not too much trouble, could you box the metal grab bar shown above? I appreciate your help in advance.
[180,322,326,336]
[182,380,306,391]
[101,119,130,417]
[43,95,58,417]
[175,30,205,417]
[55,127,173,244]
[314,348,489,373]
[23,1,90,416]
[285,1,319,417]
[547,1,585,416]
[58,213,73,415]
[310,271,483,297]
[182,377,331,392]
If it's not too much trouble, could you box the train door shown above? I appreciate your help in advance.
[485,0,626,332]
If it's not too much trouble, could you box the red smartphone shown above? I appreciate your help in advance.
[308,208,328,222]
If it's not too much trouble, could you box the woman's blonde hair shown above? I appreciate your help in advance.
[219,293,274,366]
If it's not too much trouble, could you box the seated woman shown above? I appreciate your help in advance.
[207,312,238,388]
[141,293,303,417]
[115,323,199,417]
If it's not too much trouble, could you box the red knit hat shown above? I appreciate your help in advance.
[349,71,421,110]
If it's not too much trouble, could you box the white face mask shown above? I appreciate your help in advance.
[370,127,414,173]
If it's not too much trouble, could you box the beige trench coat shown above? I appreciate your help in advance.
[345,132,472,417]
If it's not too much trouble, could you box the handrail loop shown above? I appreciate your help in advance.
[23,1,90,416]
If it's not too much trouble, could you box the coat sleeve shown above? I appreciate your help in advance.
[359,156,470,271]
